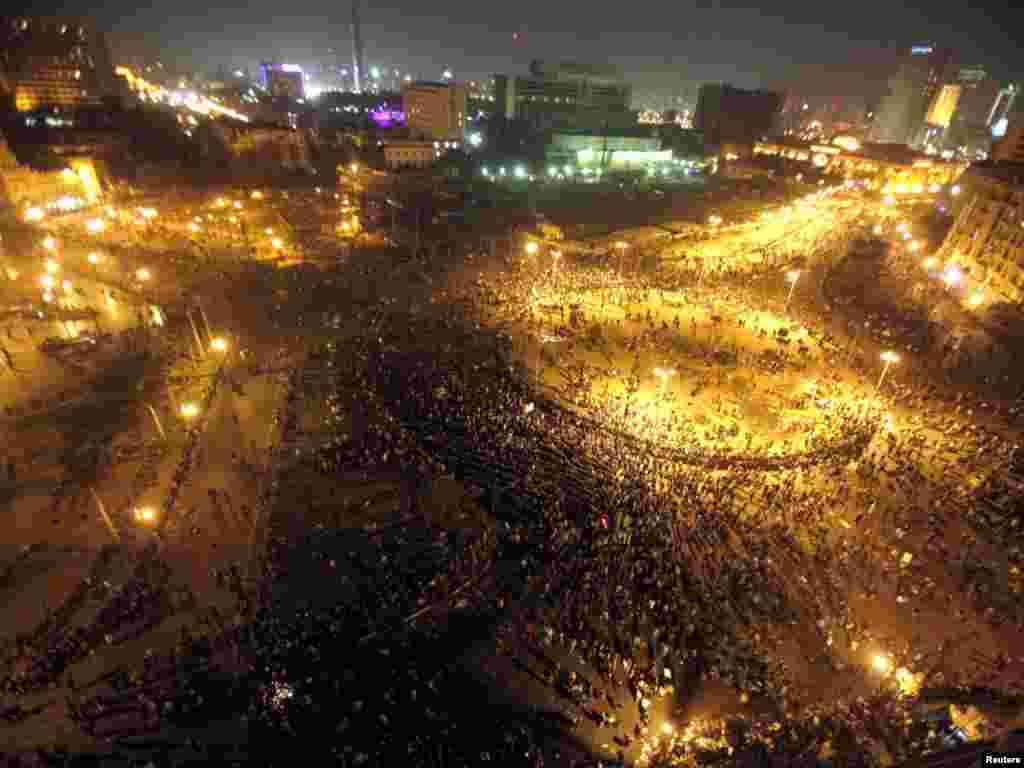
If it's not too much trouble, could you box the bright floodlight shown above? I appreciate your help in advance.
[880,351,899,364]
[39,275,55,289]
[951,185,961,196]
[180,402,200,419]
[871,654,893,675]
[271,237,284,249]
[133,506,157,525]
[87,252,101,264]
[42,237,57,251]
[873,224,883,235]
[233,200,243,210]
[524,241,539,254]
[44,259,59,274]
[265,228,274,235]
[942,264,962,286]
[136,268,151,281]
[24,206,44,222]
[86,218,106,234]
[210,337,228,352]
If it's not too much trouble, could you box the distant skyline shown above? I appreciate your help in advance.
[19,0,1024,109]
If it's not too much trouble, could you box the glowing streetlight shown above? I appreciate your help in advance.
[350,163,359,174]
[24,206,44,222]
[138,207,157,220]
[871,653,893,675]
[214,197,227,208]
[87,252,101,265]
[189,222,201,233]
[951,185,961,196]
[210,336,228,352]
[271,237,284,250]
[941,264,962,288]
[251,190,263,199]
[40,275,55,289]
[907,240,921,252]
[877,351,899,390]
[661,723,675,736]
[873,224,883,235]
[883,195,896,206]
[524,241,539,255]
[233,200,243,210]
[136,267,152,282]
[45,259,59,274]
[653,367,677,394]
[785,270,801,308]
[922,257,937,269]
[61,279,72,294]
[133,506,158,525]
[265,227,274,235]
[968,291,985,308]
[708,215,723,227]
[180,402,200,419]
[86,218,106,234]
[42,237,57,251]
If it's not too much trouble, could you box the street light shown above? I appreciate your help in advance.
[86,218,106,234]
[24,206,44,222]
[136,267,152,282]
[941,264,962,288]
[42,237,57,251]
[210,336,228,352]
[133,506,158,525]
[653,367,677,394]
[39,275,55,289]
[877,351,899,390]
[871,653,893,676]
[271,237,284,250]
[524,241,539,255]
[180,402,200,419]
[785,270,801,309]
[968,290,985,308]
[45,259,59,274]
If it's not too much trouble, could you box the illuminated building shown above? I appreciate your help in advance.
[259,62,304,100]
[870,45,956,147]
[381,140,436,169]
[694,83,784,148]
[401,81,466,141]
[989,85,1021,135]
[493,60,634,133]
[752,139,965,189]
[0,17,115,112]
[544,130,669,171]
[938,167,1024,303]
[991,120,1024,165]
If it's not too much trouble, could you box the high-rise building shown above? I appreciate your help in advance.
[870,45,956,147]
[944,67,1002,156]
[350,0,365,94]
[0,17,115,112]
[402,81,467,141]
[694,83,784,147]
[989,85,1021,138]
[493,61,634,133]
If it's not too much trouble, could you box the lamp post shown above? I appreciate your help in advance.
[785,270,801,309]
[615,241,628,278]
[877,351,899,391]
[653,367,677,396]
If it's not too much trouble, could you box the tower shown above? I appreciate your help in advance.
[350,0,366,93]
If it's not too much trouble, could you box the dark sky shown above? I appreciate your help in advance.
[22,0,1024,108]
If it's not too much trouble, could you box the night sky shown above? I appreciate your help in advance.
[20,0,1024,108]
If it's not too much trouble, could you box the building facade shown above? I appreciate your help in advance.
[0,17,115,112]
[938,167,1024,303]
[382,140,436,169]
[493,60,634,133]
[694,83,784,148]
[259,63,305,101]
[402,81,466,141]
[870,45,956,147]
[544,131,669,170]
[992,122,1024,164]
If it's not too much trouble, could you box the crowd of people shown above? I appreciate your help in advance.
[2,188,1022,766]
